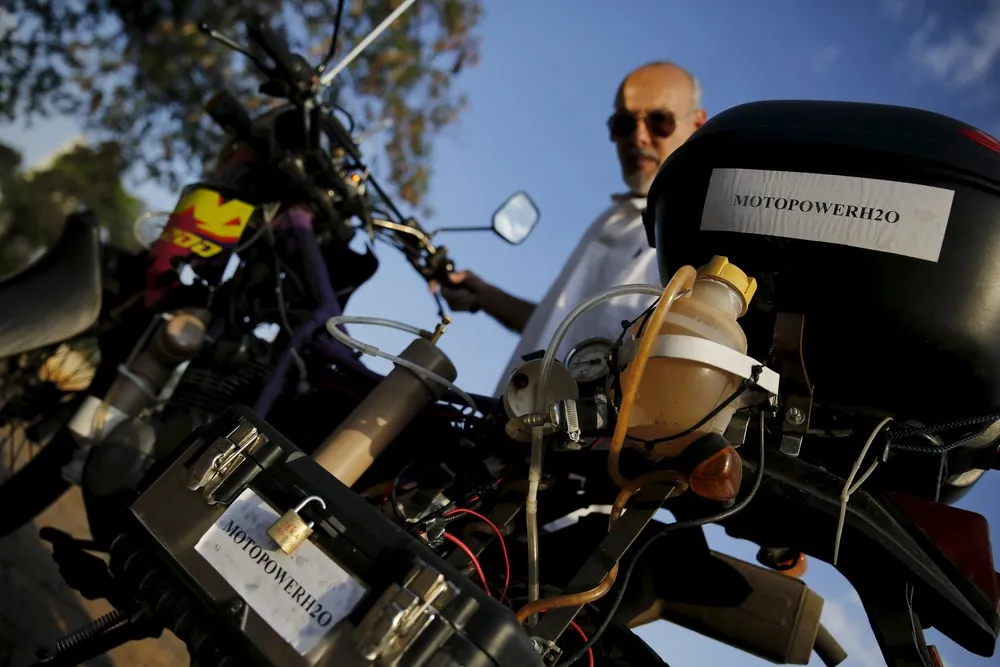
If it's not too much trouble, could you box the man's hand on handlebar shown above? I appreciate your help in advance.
[431,270,536,335]
[432,270,485,313]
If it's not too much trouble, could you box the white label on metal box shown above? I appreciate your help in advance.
[195,488,367,655]
[700,168,955,262]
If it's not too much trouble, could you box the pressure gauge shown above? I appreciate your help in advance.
[564,338,614,383]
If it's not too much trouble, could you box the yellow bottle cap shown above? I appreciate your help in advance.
[697,256,757,316]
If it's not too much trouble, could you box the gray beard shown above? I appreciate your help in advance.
[623,170,653,196]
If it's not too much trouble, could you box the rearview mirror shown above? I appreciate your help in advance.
[492,191,539,245]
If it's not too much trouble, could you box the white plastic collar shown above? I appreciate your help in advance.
[618,334,781,395]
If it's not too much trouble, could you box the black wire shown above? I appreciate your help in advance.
[328,104,356,133]
[320,0,346,71]
[628,366,764,449]
[886,412,1000,454]
[560,415,768,666]
[604,302,660,398]
[390,462,414,525]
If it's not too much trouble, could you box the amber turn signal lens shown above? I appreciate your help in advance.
[777,554,808,578]
[689,446,743,502]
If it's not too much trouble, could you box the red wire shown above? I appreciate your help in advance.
[444,508,511,602]
[567,621,594,667]
[442,532,492,597]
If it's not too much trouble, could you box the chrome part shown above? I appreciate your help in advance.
[725,410,752,447]
[548,399,582,444]
[785,407,806,426]
[353,561,461,664]
[188,420,268,503]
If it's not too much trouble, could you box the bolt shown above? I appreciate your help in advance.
[785,407,805,425]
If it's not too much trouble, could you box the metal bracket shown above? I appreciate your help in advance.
[773,313,813,457]
[187,418,268,503]
[532,483,681,645]
[353,561,459,665]
[724,410,752,446]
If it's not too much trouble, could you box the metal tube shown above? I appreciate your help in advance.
[313,337,456,486]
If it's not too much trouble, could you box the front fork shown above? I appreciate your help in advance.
[61,307,212,485]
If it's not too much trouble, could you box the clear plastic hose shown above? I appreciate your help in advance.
[325,315,478,413]
[533,284,665,415]
[516,268,697,624]
[521,283,664,616]
[526,424,545,620]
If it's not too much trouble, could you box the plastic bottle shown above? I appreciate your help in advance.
[621,256,757,459]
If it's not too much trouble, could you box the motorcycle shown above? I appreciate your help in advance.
[0,3,535,539]
[0,216,146,533]
[7,7,1000,667]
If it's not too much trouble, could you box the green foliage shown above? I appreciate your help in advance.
[1,0,484,210]
[0,139,145,275]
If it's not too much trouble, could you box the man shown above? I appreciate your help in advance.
[438,62,707,394]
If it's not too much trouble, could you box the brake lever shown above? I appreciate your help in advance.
[198,24,272,76]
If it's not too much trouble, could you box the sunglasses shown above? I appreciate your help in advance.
[607,109,678,140]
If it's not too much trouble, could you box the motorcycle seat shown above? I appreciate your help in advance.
[0,210,103,358]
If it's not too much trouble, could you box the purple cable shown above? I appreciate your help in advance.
[253,205,372,417]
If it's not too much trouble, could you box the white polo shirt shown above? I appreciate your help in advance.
[494,194,660,395]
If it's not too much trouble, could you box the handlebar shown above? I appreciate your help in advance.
[200,13,457,297]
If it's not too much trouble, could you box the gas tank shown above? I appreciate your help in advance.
[644,100,1000,421]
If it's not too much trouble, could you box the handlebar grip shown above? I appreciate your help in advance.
[245,14,307,80]
[438,272,481,314]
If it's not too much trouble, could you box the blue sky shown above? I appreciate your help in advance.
[3,1,1000,666]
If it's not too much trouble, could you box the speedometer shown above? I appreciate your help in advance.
[564,338,614,383]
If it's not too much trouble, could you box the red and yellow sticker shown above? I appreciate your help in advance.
[144,188,256,306]
[163,188,255,254]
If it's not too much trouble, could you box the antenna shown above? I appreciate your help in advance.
[318,0,418,88]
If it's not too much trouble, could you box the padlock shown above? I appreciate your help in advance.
[267,495,327,555]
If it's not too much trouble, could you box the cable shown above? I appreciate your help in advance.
[560,414,768,667]
[534,284,666,415]
[517,273,700,624]
[887,412,1000,454]
[606,267,698,491]
[832,416,892,566]
[443,532,491,597]
[444,508,511,602]
[389,462,414,525]
[566,621,594,667]
[325,315,478,413]
[628,369,761,448]
[524,282,668,612]
[320,0,346,71]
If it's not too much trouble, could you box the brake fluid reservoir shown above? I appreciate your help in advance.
[621,256,757,459]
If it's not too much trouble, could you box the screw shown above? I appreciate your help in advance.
[785,407,805,425]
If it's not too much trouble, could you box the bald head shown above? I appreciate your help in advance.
[611,61,707,195]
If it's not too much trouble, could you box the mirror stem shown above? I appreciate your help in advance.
[429,225,495,236]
